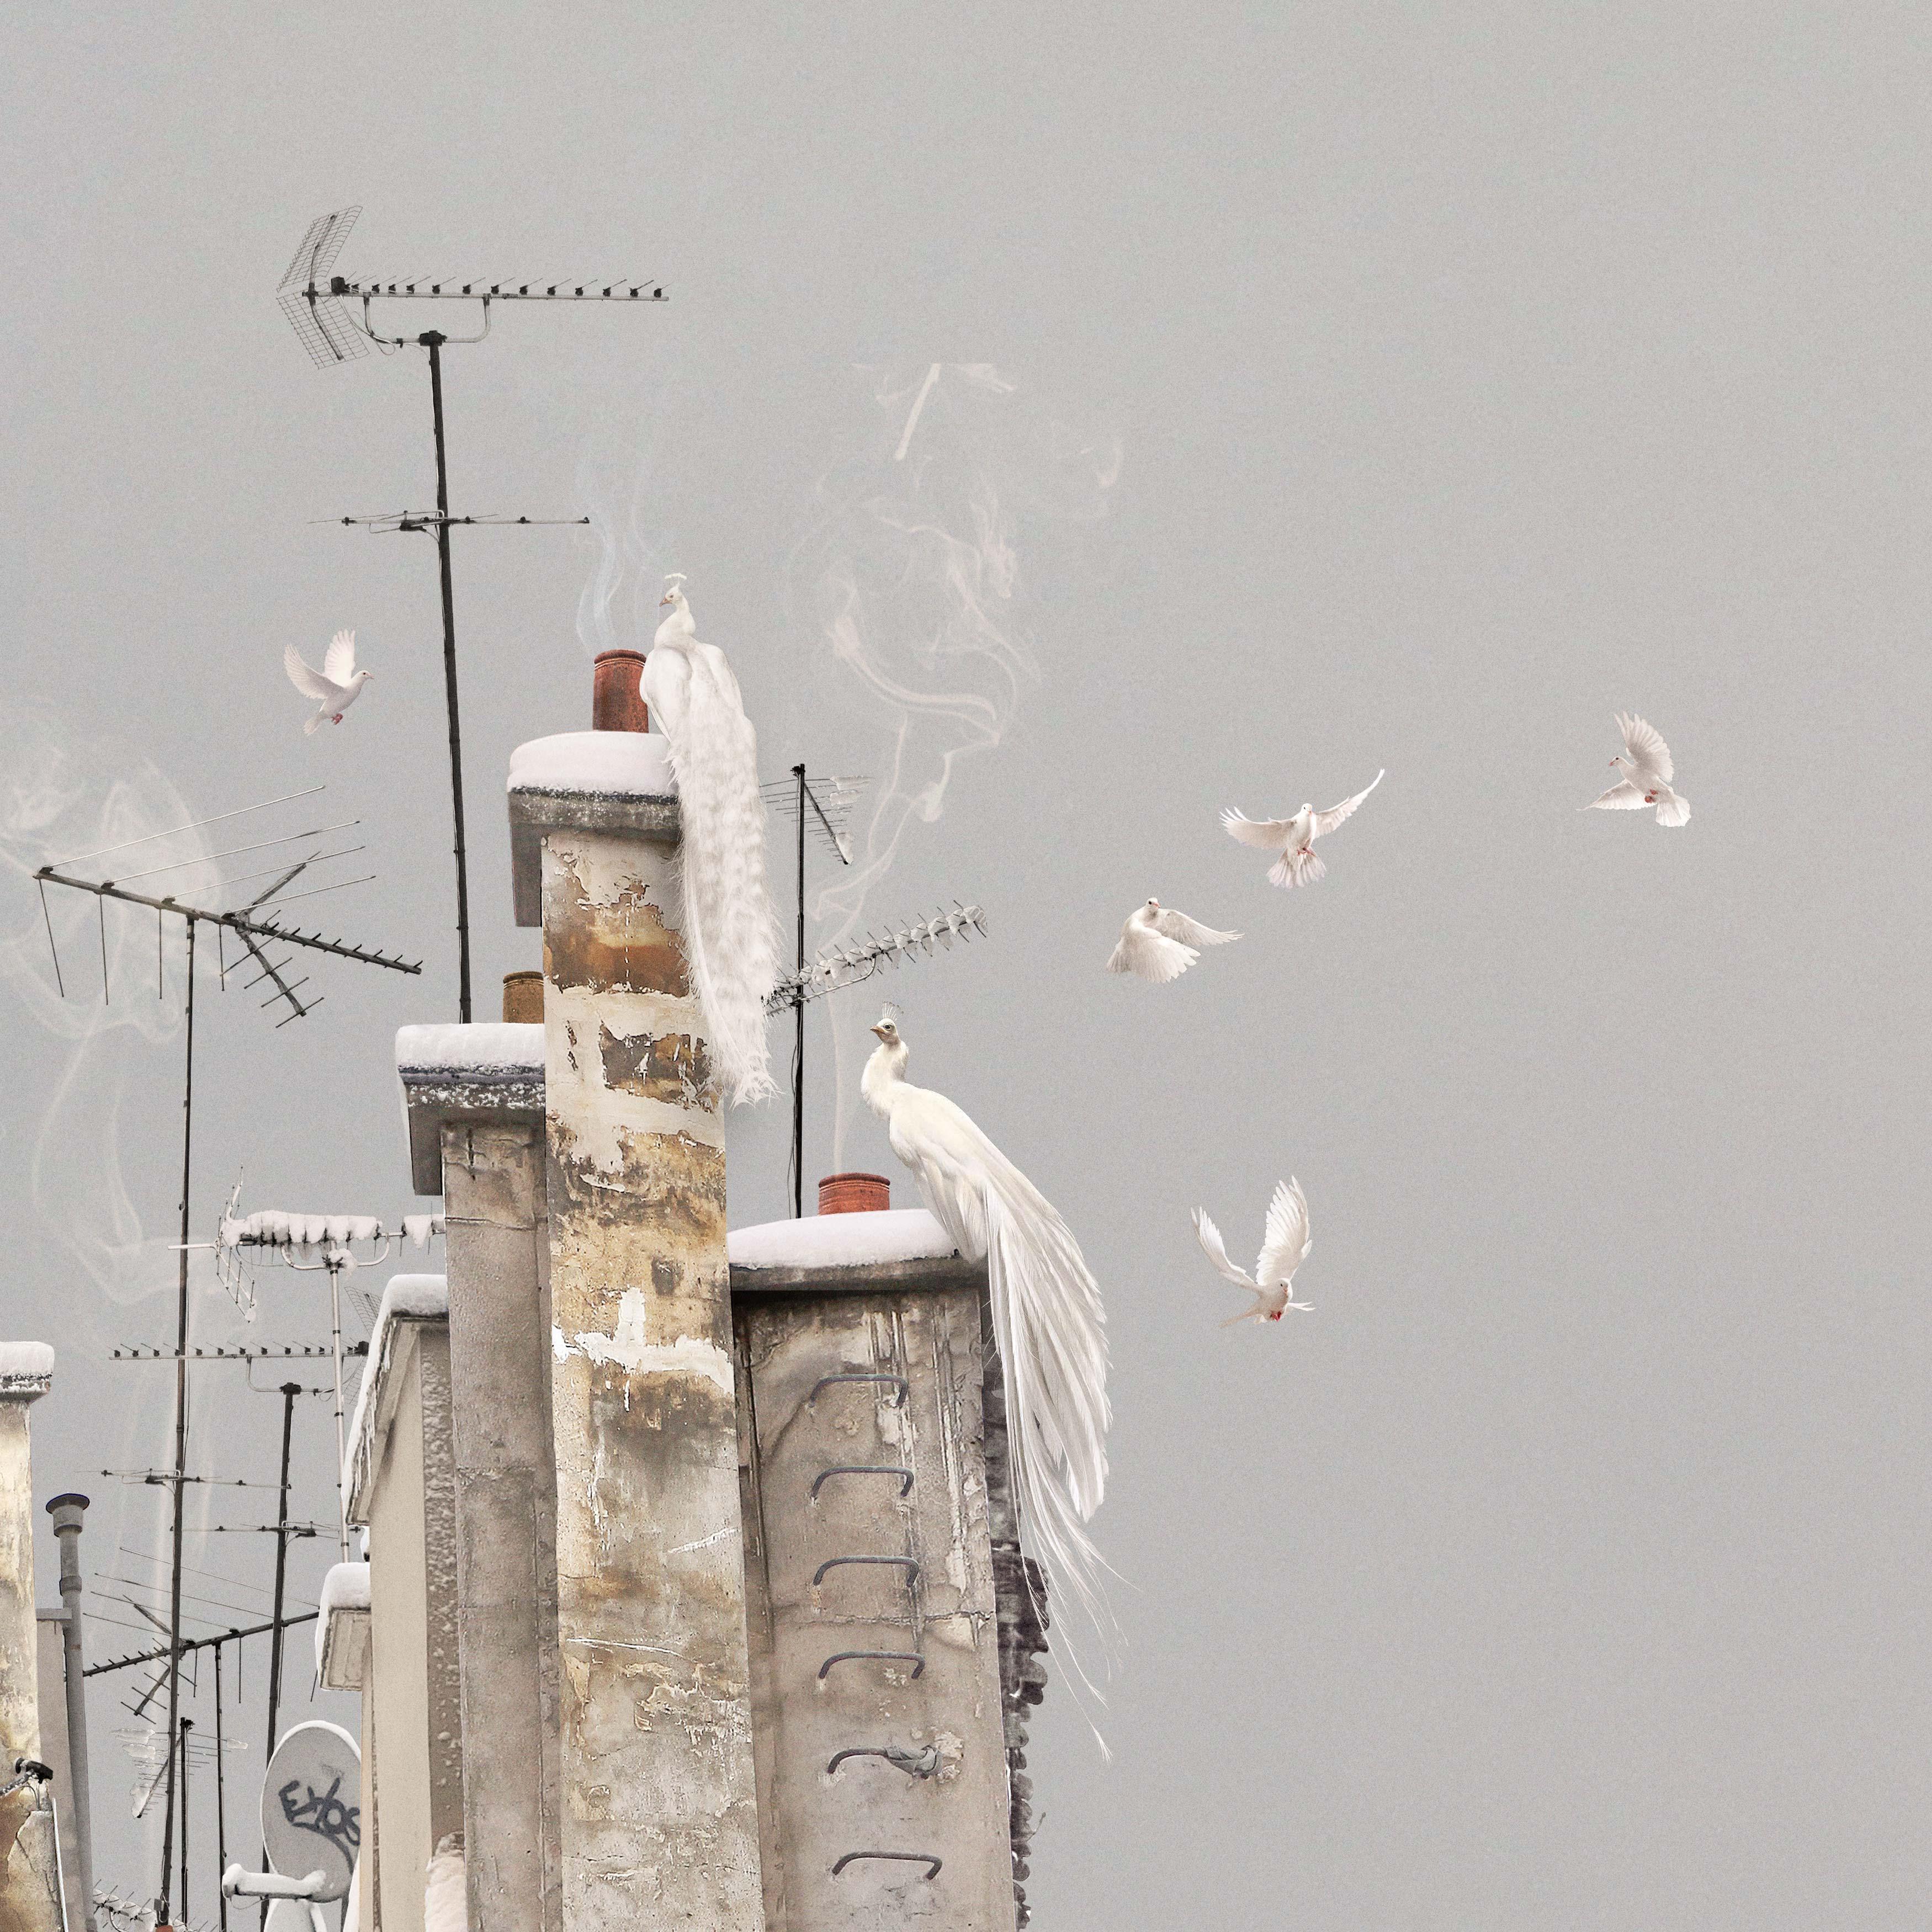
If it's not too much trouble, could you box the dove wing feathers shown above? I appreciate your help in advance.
[1255,1177,1311,1286]
[284,643,343,703]
[1313,769,1384,838]
[1192,1208,1257,1291]
[322,629,357,684]
[1588,781,1651,811]
[1616,713,1673,783]
[1221,808,1292,850]
[1107,922,1196,983]
[1152,907,1240,948]
[885,1080,1110,1638]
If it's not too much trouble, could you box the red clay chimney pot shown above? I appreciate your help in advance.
[818,1172,891,1216]
[592,649,650,733]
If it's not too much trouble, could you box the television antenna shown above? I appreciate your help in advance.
[31,785,420,1929]
[278,204,668,1024]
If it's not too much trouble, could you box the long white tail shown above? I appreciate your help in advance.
[982,1167,1114,1671]
[658,670,782,1106]
[1268,847,1325,889]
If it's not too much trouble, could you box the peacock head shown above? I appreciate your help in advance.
[660,572,688,610]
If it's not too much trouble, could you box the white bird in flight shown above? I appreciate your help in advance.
[283,630,373,736]
[862,1010,1111,1644]
[1222,769,1384,888]
[1191,1179,1314,1325]
[1106,899,1241,983]
[1585,713,1690,826]
[644,576,783,1106]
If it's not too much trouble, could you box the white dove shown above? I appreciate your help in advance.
[423,1832,466,1932]
[643,576,782,1106]
[862,1011,1111,1643]
[1586,712,1690,826]
[1106,899,1241,983]
[1222,769,1384,888]
[283,630,373,735]
[1191,1179,1314,1325]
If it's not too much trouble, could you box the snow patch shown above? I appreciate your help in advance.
[0,1341,54,1387]
[728,1208,958,1271]
[395,1023,544,1074]
[343,1276,449,1509]
[316,1561,370,1675]
[508,731,676,799]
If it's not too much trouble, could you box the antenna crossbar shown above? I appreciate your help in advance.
[321,278,666,302]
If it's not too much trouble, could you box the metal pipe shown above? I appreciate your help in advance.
[423,333,473,1023]
[179,1719,193,1924]
[46,1495,96,1931]
[213,1643,228,1932]
[158,917,196,1924]
[793,762,806,1218]
[328,1268,348,1559]
[261,1383,300,1931]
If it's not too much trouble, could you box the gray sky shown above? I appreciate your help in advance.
[5,4,1930,1925]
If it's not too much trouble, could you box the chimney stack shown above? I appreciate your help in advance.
[818,1171,890,1215]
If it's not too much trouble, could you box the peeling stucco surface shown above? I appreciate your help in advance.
[543,827,765,1932]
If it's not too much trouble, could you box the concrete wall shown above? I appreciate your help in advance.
[0,1385,59,1932]
[33,1623,82,1931]
[541,824,765,1931]
[441,1119,561,1932]
[735,1288,1016,1932]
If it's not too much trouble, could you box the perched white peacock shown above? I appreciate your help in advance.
[643,576,782,1106]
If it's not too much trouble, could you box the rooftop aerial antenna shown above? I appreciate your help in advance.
[33,786,420,1931]
[278,205,668,1023]
[762,768,870,1216]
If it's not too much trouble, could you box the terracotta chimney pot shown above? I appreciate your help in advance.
[592,649,649,733]
[502,970,544,1023]
[818,1172,890,1216]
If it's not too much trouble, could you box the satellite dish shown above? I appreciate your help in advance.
[262,1720,360,1903]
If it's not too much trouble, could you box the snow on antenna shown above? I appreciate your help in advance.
[277,205,670,1028]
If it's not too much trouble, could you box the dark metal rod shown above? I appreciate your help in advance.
[809,1466,914,1499]
[424,333,473,1023]
[178,1718,193,1924]
[793,763,806,1219]
[98,896,108,1002]
[157,917,196,1923]
[37,878,65,997]
[261,1381,299,1932]
[812,1554,920,1588]
[213,1642,229,1932]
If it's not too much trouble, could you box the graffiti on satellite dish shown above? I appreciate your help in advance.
[277,1772,361,1857]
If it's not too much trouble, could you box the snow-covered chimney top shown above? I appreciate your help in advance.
[506,730,679,926]
[0,1341,54,1399]
[395,1024,546,1195]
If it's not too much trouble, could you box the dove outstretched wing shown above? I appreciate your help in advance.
[1255,1177,1311,1286]
[284,643,340,703]
[1152,907,1240,948]
[1108,922,1196,983]
[1588,781,1650,811]
[1313,769,1384,838]
[1192,1207,1257,1291]
[1220,808,1292,850]
[322,628,358,684]
[1616,713,1673,783]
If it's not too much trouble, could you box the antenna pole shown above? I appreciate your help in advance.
[423,333,474,1023]
[178,1718,193,1928]
[328,1263,349,1559]
[793,764,806,1219]
[261,1382,299,1928]
[158,915,197,1924]
[213,1641,230,1932]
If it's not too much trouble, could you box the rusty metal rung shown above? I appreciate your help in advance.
[818,1650,925,1681]
[813,1554,919,1588]
[809,1372,907,1408]
[811,1464,913,1499]
[831,1851,942,1881]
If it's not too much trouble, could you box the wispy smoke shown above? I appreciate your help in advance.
[574,404,678,661]
[785,364,1122,1158]
[0,703,214,1305]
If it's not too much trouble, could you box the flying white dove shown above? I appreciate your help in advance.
[643,576,782,1106]
[1222,769,1384,888]
[1585,713,1690,826]
[1106,899,1241,983]
[863,1011,1111,1646]
[283,630,373,736]
[423,1833,466,1932]
[1191,1178,1314,1325]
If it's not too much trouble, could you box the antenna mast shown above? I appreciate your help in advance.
[278,205,668,1022]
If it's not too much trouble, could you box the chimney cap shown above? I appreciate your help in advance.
[819,1172,891,1216]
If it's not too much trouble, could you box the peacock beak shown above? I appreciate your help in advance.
[869,1025,889,1041]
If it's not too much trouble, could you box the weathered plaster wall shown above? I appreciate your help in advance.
[542,826,764,1931]
[0,1389,60,1932]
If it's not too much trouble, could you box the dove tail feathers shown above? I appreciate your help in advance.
[304,713,325,737]
[1268,848,1324,889]
[657,662,782,1107]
